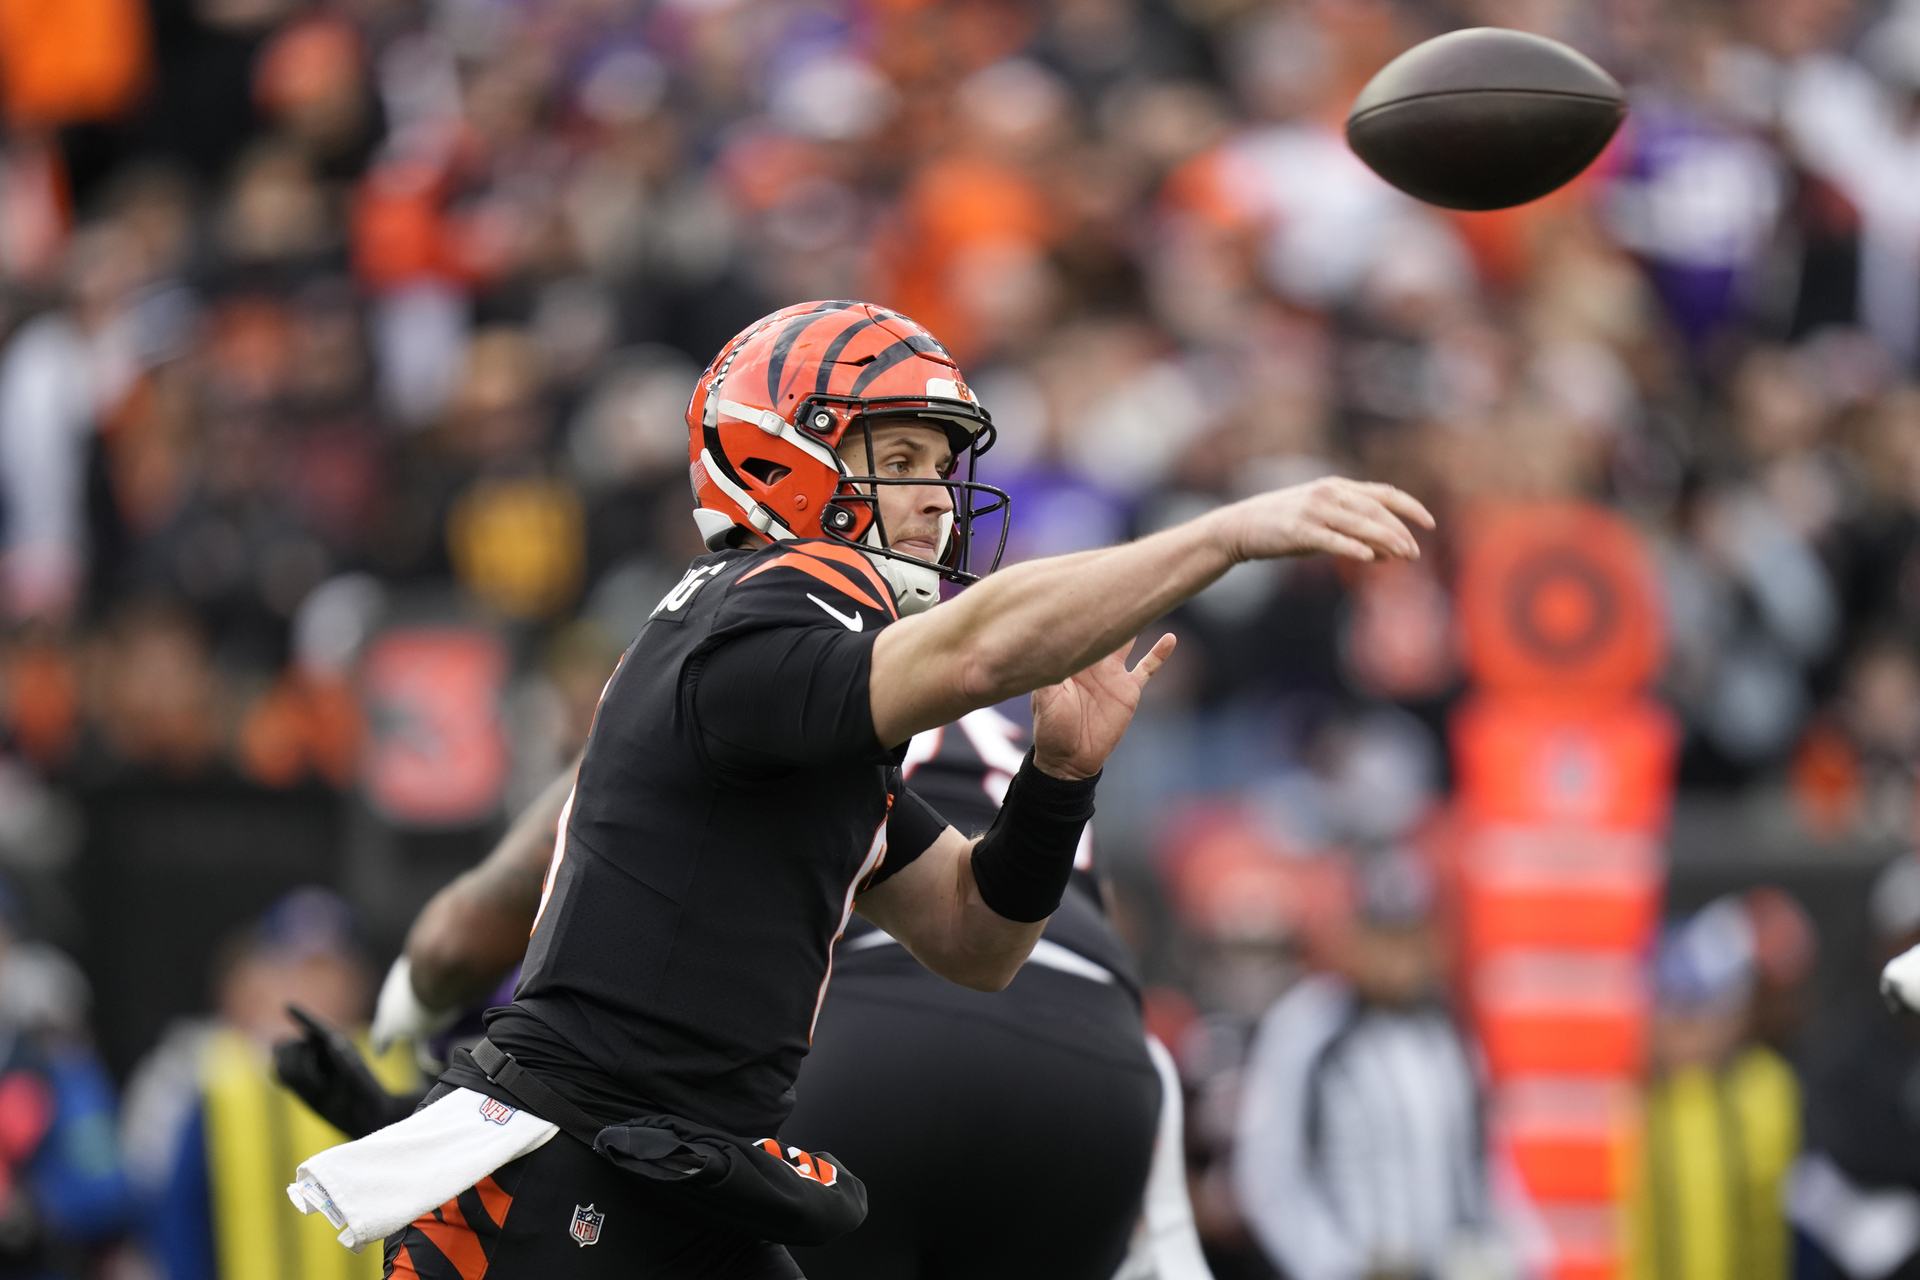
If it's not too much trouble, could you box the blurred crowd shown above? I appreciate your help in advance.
[0,0,1918,1275]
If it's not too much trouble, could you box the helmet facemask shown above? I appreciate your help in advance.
[807,401,1010,614]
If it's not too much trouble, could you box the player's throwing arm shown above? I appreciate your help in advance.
[853,477,1431,991]
[867,476,1433,745]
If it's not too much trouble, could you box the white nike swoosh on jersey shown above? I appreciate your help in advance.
[807,593,864,632]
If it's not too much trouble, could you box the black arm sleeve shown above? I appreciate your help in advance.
[689,624,889,772]
[865,784,949,891]
[970,751,1098,923]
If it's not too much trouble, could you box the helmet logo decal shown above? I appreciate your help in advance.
[814,318,881,394]
[765,300,855,403]
[849,341,920,396]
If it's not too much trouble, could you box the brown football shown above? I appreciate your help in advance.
[1346,28,1626,212]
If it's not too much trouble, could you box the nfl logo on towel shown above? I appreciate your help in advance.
[570,1203,604,1247]
[479,1097,516,1125]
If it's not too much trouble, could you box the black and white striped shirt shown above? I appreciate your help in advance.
[1234,974,1488,1280]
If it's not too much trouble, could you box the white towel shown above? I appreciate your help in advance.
[286,1087,560,1252]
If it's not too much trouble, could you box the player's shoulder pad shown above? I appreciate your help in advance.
[718,539,899,634]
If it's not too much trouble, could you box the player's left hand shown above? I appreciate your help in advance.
[274,1005,420,1140]
[1031,633,1177,781]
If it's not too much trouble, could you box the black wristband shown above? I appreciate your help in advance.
[969,750,1099,923]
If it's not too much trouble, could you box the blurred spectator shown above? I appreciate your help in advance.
[502,617,619,812]
[1783,0,1920,372]
[1789,853,1920,1280]
[0,221,152,624]
[1628,899,1799,1280]
[1607,36,1785,357]
[120,889,411,1280]
[1233,851,1512,1280]
[1661,360,1842,783]
[1741,886,1819,1054]
[80,598,226,781]
[0,877,131,1279]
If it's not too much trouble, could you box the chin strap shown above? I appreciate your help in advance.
[692,508,740,551]
[869,554,940,615]
[861,510,952,615]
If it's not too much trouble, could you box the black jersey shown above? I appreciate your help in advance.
[479,539,950,1138]
[841,708,1143,1000]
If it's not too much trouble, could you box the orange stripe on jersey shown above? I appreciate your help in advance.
[412,1198,489,1280]
[391,1243,423,1278]
[473,1176,513,1230]
[738,553,887,614]
[789,542,899,619]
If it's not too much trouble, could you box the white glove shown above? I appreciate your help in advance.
[370,957,460,1056]
[1882,943,1920,1014]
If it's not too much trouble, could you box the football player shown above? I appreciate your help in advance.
[781,706,1181,1280]
[314,300,1429,1280]
[332,707,1198,1280]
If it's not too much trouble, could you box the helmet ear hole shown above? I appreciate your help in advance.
[740,458,792,486]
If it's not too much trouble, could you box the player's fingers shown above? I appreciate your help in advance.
[1357,482,1437,529]
[1330,486,1419,543]
[1129,632,1178,685]
[1306,526,1378,561]
[1319,500,1414,558]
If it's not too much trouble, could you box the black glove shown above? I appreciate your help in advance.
[274,1005,424,1139]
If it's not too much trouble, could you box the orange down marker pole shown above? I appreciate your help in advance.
[1450,503,1677,1280]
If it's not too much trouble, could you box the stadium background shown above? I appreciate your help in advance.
[0,0,1911,1276]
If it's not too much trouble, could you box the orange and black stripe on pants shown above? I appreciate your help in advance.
[385,1176,514,1280]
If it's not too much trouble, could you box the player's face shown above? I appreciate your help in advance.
[838,423,955,561]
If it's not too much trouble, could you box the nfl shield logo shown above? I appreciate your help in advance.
[569,1203,605,1247]
[478,1097,516,1125]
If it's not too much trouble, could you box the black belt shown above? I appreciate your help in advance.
[464,1037,865,1244]
[469,1037,608,1149]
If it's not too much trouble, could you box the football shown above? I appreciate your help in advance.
[1346,27,1626,212]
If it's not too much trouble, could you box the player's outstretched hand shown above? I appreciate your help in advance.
[274,1005,421,1140]
[1031,633,1177,781]
[1213,476,1434,564]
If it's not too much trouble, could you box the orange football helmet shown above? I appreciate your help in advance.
[686,300,1008,613]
